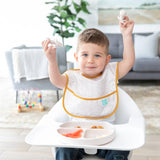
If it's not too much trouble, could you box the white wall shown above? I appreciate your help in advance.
[0,0,160,77]
[0,0,52,77]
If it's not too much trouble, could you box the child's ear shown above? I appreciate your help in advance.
[74,53,78,62]
[105,54,111,65]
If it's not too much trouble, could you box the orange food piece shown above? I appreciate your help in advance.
[97,126,104,129]
[90,125,104,129]
[91,125,97,129]
[62,129,83,138]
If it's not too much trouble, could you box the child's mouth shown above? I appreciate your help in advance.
[86,66,96,69]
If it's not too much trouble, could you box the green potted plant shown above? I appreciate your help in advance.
[45,0,91,50]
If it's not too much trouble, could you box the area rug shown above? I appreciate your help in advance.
[119,80,160,135]
[0,78,59,129]
[0,89,59,129]
[0,78,160,134]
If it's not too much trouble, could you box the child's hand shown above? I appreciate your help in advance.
[119,16,134,36]
[42,39,56,64]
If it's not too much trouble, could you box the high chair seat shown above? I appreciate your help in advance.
[25,87,145,159]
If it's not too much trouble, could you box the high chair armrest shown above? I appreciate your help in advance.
[128,112,145,131]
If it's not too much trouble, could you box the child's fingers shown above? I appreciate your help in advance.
[126,19,134,27]
[128,20,135,30]
[42,40,50,52]
[123,16,129,21]
[48,45,56,53]
[42,40,48,47]
[123,19,133,27]
[129,20,135,25]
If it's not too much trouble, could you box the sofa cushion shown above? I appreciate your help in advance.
[110,58,122,62]
[106,34,123,58]
[134,32,160,59]
[110,58,133,71]
[133,58,160,72]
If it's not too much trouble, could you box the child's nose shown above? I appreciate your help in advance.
[88,56,94,63]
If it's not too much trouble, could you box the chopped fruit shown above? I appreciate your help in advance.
[62,129,83,138]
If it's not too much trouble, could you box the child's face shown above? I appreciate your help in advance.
[75,43,111,78]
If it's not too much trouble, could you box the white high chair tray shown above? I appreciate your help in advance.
[57,121,115,145]
[25,114,144,150]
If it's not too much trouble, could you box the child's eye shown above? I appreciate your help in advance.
[95,54,100,57]
[83,54,88,57]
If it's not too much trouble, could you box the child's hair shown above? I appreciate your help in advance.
[77,28,109,53]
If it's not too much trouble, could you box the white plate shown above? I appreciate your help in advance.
[57,121,115,145]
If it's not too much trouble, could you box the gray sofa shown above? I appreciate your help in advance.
[106,32,160,80]
[6,32,160,104]
[5,46,73,102]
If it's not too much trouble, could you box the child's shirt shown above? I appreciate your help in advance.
[60,62,119,123]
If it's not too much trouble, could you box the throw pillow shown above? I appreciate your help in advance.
[134,32,159,59]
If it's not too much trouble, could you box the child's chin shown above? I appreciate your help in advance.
[84,72,98,78]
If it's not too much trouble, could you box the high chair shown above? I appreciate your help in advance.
[25,87,145,159]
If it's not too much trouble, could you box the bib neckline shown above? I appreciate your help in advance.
[81,73,102,79]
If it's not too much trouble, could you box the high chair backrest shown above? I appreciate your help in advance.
[114,87,143,124]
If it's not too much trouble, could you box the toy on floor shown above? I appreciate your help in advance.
[17,90,44,112]
[117,9,127,23]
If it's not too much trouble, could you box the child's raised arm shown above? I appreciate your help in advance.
[118,16,135,79]
[42,39,67,89]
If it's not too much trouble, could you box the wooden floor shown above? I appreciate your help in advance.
[0,128,159,160]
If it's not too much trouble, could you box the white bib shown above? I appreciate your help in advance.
[62,62,119,119]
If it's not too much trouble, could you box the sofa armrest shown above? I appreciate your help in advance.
[67,61,74,70]
[158,36,160,57]
[5,46,67,91]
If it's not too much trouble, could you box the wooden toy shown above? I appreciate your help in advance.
[17,90,44,112]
